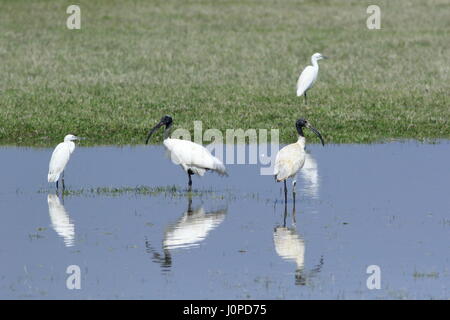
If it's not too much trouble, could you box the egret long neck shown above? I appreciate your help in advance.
[311,57,319,68]
[67,141,76,154]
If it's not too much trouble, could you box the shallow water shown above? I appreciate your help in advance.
[0,141,449,299]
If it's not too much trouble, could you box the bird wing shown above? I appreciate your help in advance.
[48,142,71,182]
[274,143,305,181]
[296,66,317,96]
[164,139,227,175]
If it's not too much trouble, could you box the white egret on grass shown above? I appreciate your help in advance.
[296,53,328,104]
[274,118,324,202]
[48,134,84,190]
[145,115,227,189]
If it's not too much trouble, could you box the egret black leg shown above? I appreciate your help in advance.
[304,92,307,104]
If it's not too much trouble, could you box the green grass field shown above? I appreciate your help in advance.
[0,0,448,146]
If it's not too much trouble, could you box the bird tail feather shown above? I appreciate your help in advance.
[213,158,228,176]
[48,172,59,183]
[274,167,289,182]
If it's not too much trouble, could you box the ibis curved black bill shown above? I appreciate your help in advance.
[307,124,325,146]
[145,122,163,144]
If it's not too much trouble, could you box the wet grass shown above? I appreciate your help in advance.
[0,0,448,146]
[39,185,203,197]
[413,271,440,279]
[38,184,271,202]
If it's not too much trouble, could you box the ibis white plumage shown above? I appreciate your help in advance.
[274,118,324,202]
[48,134,83,190]
[146,115,227,188]
[296,53,328,104]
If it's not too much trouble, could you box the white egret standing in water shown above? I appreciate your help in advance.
[48,134,84,191]
[145,115,227,189]
[274,119,324,202]
[296,53,328,104]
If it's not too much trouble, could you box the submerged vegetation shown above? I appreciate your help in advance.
[38,185,266,201]
[39,185,202,197]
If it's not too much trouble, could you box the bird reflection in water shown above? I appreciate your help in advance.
[47,194,75,247]
[299,152,319,198]
[145,193,227,271]
[273,202,323,285]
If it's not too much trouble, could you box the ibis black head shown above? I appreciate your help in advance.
[296,118,325,146]
[160,115,173,126]
[145,115,173,144]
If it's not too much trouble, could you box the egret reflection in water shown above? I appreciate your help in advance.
[47,194,75,247]
[273,202,323,285]
[146,193,227,271]
[298,152,319,198]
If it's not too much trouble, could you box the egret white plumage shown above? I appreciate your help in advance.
[296,53,328,104]
[274,118,324,202]
[145,115,227,188]
[48,134,84,190]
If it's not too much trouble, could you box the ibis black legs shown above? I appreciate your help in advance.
[282,179,297,204]
[187,170,193,190]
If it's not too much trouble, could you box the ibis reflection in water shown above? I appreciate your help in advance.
[274,118,325,203]
[273,202,323,286]
[145,193,227,271]
[145,115,227,189]
[47,194,75,247]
